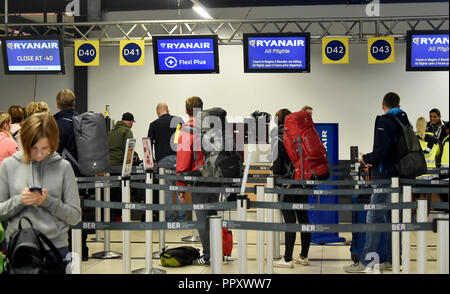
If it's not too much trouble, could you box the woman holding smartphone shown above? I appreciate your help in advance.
[0,112,81,267]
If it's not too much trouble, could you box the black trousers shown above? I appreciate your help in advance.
[280,193,311,261]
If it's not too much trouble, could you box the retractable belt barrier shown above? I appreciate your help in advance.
[70,165,448,275]
[72,221,203,231]
[222,220,434,233]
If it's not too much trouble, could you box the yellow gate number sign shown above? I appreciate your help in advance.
[368,37,395,64]
[322,37,349,64]
[120,40,145,66]
[75,40,100,66]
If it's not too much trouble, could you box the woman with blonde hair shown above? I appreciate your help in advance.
[25,101,50,117]
[0,112,19,166]
[0,112,81,269]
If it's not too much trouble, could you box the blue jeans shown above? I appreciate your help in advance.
[361,188,392,266]
[47,246,71,273]
[159,154,186,222]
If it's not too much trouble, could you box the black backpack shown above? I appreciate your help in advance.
[6,217,66,274]
[183,107,243,179]
[389,114,427,178]
[159,246,200,267]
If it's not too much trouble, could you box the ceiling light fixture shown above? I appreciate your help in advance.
[191,0,213,19]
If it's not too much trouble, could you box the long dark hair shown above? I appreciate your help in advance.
[275,108,291,125]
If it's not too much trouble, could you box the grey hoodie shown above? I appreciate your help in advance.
[0,151,81,249]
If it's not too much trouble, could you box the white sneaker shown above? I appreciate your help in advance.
[295,256,309,266]
[274,258,294,268]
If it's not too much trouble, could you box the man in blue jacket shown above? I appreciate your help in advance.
[344,92,410,273]
[53,89,89,261]
[54,89,80,176]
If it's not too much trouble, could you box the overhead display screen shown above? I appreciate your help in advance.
[406,30,449,71]
[152,35,219,74]
[243,33,310,73]
[1,36,65,74]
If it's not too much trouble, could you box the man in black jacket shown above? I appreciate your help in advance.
[344,92,410,273]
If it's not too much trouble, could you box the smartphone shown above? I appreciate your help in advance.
[29,187,42,193]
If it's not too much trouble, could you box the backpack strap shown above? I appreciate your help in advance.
[34,230,66,266]
[62,148,79,168]
[12,130,20,138]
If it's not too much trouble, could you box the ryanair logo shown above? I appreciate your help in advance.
[7,41,59,50]
[161,42,211,50]
[249,39,305,47]
[412,37,449,46]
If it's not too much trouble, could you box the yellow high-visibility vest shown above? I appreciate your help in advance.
[441,135,449,168]
[417,132,439,179]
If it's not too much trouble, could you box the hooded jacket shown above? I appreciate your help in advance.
[0,151,81,249]
[363,108,411,179]
[108,121,133,166]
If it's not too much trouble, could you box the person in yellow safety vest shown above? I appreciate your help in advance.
[440,121,449,168]
[438,122,449,205]
[416,117,440,179]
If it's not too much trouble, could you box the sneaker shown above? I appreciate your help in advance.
[191,256,210,266]
[380,262,402,271]
[343,262,372,273]
[274,258,294,268]
[295,256,309,266]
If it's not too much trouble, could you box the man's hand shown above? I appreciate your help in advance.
[359,152,366,165]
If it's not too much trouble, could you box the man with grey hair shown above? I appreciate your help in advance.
[148,102,185,222]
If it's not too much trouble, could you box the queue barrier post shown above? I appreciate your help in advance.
[91,172,122,259]
[237,195,247,274]
[437,218,449,274]
[273,191,281,260]
[153,167,166,259]
[209,215,223,274]
[256,185,265,274]
[416,199,428,274]
[266,177,274,274]
[122,177,131,274]
[92,186,103,242]
[133,171,166,274]
[391,177,400,274]
[402,185,412,274]
[71,228,82,274]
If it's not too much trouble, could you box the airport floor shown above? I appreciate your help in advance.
[80,210,444,275]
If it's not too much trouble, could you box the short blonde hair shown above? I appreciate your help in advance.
[20,113,59,164]
[185,96,203,117]
[56,89,75,110]
[301,105,313,112]
[25,101,50,117]
[416,117,427,140]
[0,112,12,132]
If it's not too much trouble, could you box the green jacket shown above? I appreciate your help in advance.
[108,121,133,166]
[0,222,5,274]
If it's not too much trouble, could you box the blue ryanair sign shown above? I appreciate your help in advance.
[153,36,219,73]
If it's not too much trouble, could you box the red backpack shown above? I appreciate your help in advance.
[283,110,329,180]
